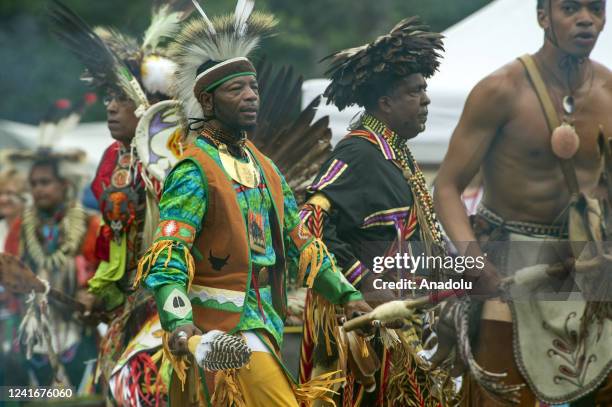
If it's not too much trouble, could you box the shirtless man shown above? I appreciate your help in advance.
[434,0,611,405]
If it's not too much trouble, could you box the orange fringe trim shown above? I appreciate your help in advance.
[211,369,246,407]
[294,370,345,406]
[133,239,196,291]
[300,238,344,358]
[298,238,338,288]
[359,335,369,359]
[305,293,342,357]
[209,364,344,407]
[162,332,190,392]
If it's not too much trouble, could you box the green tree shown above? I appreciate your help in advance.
[0,0,492,124]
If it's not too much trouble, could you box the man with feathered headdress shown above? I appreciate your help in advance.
[134,1,371,405]
[298,17,457,406]
[2,95,100,391]
[50,1,192,404]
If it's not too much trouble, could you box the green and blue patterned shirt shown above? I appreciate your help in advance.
[143,138,361,346]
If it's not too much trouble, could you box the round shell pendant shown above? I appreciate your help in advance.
[551,123,580,159]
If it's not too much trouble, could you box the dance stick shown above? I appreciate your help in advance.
[343,260,585,332]
[0,253,85,312]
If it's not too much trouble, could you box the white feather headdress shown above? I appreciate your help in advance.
[170,0,277,120]
[51,0,192,106]
[0,93,96,199]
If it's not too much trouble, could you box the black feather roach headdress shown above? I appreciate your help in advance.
[322,17,444,111]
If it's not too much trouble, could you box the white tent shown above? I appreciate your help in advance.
[0,120,112,172]
[302,0,612,164]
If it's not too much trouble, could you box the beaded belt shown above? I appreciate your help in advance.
[476,205,568,238]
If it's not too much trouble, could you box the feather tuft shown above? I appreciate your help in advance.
[233,0,255,36]
[142,4,183,52]
[141,55,177,96]
[170,4,277,121]
[322,16,444,111]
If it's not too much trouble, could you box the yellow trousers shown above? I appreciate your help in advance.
[170,350,298,406]
[235,351,299,407]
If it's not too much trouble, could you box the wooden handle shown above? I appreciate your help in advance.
[343,313,375,332]
[48,288,86,312]
[344,297,431,332]
[575,255,610,273]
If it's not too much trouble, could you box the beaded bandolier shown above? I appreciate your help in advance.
[360,114,443,246]
[94,145,147,281]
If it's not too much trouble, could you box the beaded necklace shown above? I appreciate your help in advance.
[22,205,87,274]
[361,113,443,243]
[200,125,247,154]
[199,126,261,188]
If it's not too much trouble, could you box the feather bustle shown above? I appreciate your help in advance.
[49,1,147,106]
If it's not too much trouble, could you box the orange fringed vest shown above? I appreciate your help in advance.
[181,139,288,334]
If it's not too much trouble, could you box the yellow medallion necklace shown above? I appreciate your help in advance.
[201,127,261,188]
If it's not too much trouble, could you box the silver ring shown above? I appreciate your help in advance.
[177,331,188,340]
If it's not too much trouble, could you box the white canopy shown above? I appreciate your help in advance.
[0,119,112,172]
[302,0,612,164]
